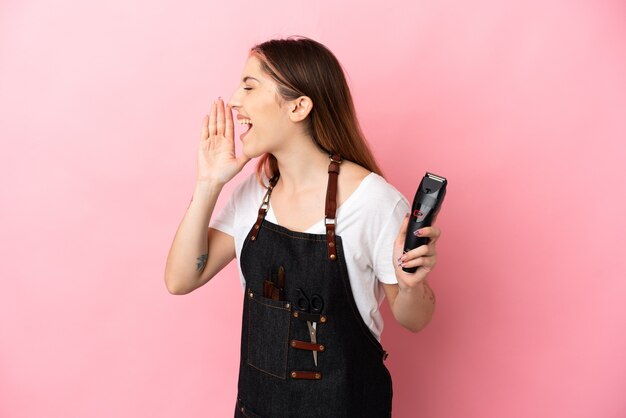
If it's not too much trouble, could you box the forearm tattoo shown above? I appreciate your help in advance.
[423,281,436,304]
[196,253,208,272]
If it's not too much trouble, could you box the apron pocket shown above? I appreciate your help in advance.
[246,289,291,379]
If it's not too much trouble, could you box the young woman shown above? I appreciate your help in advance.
[164,37,441,418]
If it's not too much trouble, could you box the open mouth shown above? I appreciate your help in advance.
[238,118,253,139]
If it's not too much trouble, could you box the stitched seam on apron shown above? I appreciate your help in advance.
[245,362,288,380]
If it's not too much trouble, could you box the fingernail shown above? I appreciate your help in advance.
[413,229,421,236]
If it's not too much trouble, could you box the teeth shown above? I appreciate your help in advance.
[238,119,252,125]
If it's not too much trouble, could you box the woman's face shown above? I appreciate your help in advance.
[228,55,293,159]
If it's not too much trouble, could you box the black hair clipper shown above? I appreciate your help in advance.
[403,172,447,273]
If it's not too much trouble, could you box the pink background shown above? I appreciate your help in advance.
[1,0,625,417]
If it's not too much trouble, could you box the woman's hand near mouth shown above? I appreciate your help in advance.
[197,97,250,186]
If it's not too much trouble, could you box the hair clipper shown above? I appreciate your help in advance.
[403,172,447,273]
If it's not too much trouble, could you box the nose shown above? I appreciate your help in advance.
[227,88,242,109]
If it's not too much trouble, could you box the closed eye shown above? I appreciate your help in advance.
[243,87,252,91]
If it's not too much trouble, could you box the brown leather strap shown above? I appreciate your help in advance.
[325,155,341,218]
[325,154,341,260]
[249,175,279,241]
[290,339,326,352]
[290,370,322,380]
[293,310,327,324]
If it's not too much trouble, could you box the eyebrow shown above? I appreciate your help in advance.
[243,76,260,83]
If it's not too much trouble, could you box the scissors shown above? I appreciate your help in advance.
[296,288,324,366]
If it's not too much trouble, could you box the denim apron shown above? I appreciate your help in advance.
[235,156,393,418]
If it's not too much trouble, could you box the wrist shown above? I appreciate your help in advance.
[398,279,427,296]
[190,179,224,204]
[398,280,435,306]
[196,176,227,189]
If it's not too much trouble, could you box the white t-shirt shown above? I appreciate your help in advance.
[210,172,409,341]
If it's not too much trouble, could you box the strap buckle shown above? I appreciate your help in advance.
[259,177,277,213]
[260,189,271,212]
[329,155,342,164]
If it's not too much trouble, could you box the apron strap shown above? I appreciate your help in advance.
[325,154,342,260]
[249,174,279,241]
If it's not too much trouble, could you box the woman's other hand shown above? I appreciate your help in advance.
[393,214,441,290]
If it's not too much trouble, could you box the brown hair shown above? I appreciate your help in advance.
[250,37,383,183]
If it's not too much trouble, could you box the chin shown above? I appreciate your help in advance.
[242,143,264,160]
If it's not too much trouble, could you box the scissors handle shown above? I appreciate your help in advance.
[309,294,324,314]
[296,288,309,312]
[296,288,324,314]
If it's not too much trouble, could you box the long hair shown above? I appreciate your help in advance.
[250,37,383,183]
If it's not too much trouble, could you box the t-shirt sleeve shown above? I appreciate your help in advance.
[209,188,237,237]
[210,174,262,238]
[373,197,410,284]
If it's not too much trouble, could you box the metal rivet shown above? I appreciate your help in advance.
[251,236,256,241]
[291,340,296,347]
[293,311,299,318]
[330,254,336,260]
[254,224,260,229]
[319,345,325,351]
[320,316,327,323]
[328,242,334,247]
[291,372,297,378]
[315,373,321,379]
[285,303,290,309]
[248,292,253,298]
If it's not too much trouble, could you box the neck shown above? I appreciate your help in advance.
[273,136,330,194]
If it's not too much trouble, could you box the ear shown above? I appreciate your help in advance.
[287,96,313,122]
